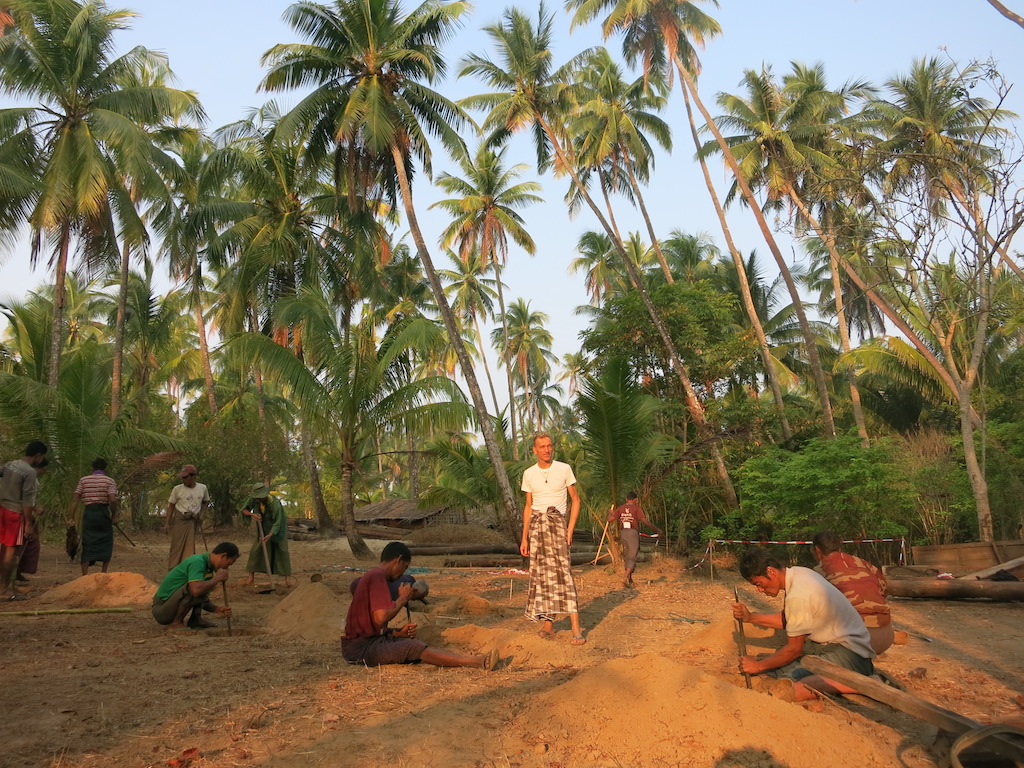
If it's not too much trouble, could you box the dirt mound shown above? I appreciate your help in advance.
[407,523,512,546]
[682,616,781,657]
[266,582,345,644]
[34,571,157,608]
[507,652,897,767]
[443,624,585,669]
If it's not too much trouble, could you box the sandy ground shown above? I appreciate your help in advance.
[1,530,1022,768]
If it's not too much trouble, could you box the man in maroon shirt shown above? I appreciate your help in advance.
[342,542,499,670]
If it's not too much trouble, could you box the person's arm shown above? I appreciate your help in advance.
[732,602,785,630]
[107,480,119,520]
[371,581,413,631]
[636,506,664,536]
[165,502,176,532]
[740,633,806,674]
[67,493,81,526]
[520,492,534,557]
[565,483,580,547]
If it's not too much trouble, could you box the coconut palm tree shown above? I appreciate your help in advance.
[0,0,203,388]
[261,0,522,536]
[566,0,836,440]
[492,298,556,438]
[431,143,542,457]
[569,230,629,305]
[461,4,738,506]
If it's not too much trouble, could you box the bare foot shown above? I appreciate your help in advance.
[240,577,254,586]
[166,623,189,632]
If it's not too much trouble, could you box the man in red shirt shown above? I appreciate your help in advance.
[812,531,894,654]
[342,542,499,670]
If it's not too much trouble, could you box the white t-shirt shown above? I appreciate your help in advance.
[784,566,875,659]
[521,461,576,513]
[168,483,210,519]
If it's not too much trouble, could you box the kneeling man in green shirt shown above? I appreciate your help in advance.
[152,541,238,630]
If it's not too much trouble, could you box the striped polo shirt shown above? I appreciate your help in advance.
[74,472,118,505]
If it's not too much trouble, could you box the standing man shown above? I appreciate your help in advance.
[812,531,894,655]
[16,458,49,584]
[166,464,210,570]
[609,491,664,589]
[239,482,293,588]
[0,441,48,599]
[732,547,875,702]
[68,458,119,575]
[520,433,585,646]
[151,541,237,630]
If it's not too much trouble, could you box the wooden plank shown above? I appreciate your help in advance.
[959,554,1024,580]
[888,578,1024,601]
[800,657,1024,763]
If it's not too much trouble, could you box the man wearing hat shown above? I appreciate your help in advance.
[166,464,210,569]
[239,482,292,588]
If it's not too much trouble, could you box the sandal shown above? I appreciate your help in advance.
[5,593,28,602]
[570,634,587,646]
[536,629,553,639]
[485,647,501,672]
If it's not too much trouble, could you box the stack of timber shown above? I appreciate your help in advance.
[287,518,319,542]
[356,523,414,540]
[887,548,1024,601]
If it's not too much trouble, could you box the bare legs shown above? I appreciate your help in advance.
[536,614,586,645]
[420,648,488,668]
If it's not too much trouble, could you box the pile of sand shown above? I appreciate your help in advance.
[507,652,899,767]
[34,572,158,608]
[266,582,346,644]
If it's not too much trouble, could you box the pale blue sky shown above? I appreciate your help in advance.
[2,0,1022,388]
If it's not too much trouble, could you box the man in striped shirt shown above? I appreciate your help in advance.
[68,458,119,575]
[812,530,894,655]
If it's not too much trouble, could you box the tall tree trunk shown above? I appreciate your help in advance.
[111,238,131,419]
[681,86,793,442]
[831,253,870,445]
[678,66,836,439]
[492,260,519,460]
[47,220,72,389]
[535,113,739,509]
[192,265,218,416]
[623,151,674,283]
[985,0,1024,29]
[391,146,522,538]
[301,421,336,535]
[407,425,420,501]
[340,459,373,559]
[474,312,502,420]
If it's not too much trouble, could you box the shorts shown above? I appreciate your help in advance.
[771,642,874,681]
[0,506,24,547]
[341,634,427,666]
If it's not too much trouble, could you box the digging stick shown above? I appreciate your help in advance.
[733,586,752,689]
[221,581,232,637]
[255,517,276,591]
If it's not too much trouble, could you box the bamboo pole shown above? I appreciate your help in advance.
[1,607,134,616]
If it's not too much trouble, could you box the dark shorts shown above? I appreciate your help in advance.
[771,642,874,681]
[341,634,427,666]
[151,585,203,625]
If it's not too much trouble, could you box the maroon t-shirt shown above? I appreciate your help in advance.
[344,565,394,639]
[609,502,649,530]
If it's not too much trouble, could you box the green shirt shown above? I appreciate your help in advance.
[155,552,212,601]
[244,496,287,544]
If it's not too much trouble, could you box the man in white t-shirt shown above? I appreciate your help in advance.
[732,547,875,701]
[166,464,210,570]
[520,434,585,645]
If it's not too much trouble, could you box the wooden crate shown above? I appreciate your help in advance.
[911,540,1024,575]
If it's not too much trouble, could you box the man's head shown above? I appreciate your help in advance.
[35,457,49,477]
[92,457,107,472]
[380,541,412,580]
[179,464,198,487]
[250,482,269,501]
[739,547,787,597]
[25,441,47,467]
[532,433,554,465]
[211,541,240,569]
[626,491,638,501]
[811,530,842,562]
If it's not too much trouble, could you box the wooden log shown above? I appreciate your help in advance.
[887,578,1024,601]
[958,554,1024,581]
[801,657,1024,763]
[439,553,597,568]
[409,543,520,556]
[0,607,134,617]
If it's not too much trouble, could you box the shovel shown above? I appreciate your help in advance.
[734,586,752,689]
[255,517,277,594]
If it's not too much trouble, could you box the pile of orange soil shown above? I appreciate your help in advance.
[34,571,157,608]
[507,652,899,768]
[267,582,346,644]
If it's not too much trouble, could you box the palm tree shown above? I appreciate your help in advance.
[492,298,555,437]
[460,4,738,507]
[569,230,629,304]
[0,0,203,388]
[261,0,522,537]
[572,47,675,281]
[566,0,836,440]
[430,143,542,459]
